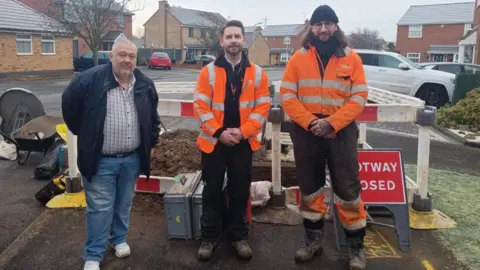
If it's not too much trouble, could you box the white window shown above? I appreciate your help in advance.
[283,36,290,45]
[408,25,422,38]
[16,34,32,55]
[280,53,290,62]
[406,53,420,63]
[117,14,124,26]
[41,35,55,55]
[464,23,473,35]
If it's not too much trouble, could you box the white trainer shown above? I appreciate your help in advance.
[114,242,131,258]
[84,260,100,270]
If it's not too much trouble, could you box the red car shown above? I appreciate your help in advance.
[149,52,172,70]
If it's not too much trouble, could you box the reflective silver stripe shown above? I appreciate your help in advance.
[255,96,271,105]
[281,93,297,102]
[342,219,367,231]
[240,101,254,109]
[334,194,362,206]
[280,81,297,92]
[299,209,325,221]
[298,79,321,88]
[194,92,211,104]
[200,112,214,122]
[194,102,215,123]
[199,130,218,143]
[302,187,325,204]
[323,80,351,92]
[207,62,215,89]
[204,122,216,133]
[212,102,224,111]
[299,96,345,106]
[299,48,308,54]
[248,112,265,124]
[349,95,366,106]
[344,46,351,56]
[254,64,262,89]
[298,79,351,93]
[351,84,368,93]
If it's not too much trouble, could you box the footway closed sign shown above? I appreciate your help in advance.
[358,150,407,205]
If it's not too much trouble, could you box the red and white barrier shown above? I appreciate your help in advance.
[65,81,433,204]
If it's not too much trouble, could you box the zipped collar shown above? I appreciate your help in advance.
[214,51,251,70]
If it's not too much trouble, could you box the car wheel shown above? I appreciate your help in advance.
[167,67,171,70]
[415,84,449,108]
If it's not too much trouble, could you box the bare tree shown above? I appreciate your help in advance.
[41,0,144,65]
[348,28,384,50]
[194,12,227,54]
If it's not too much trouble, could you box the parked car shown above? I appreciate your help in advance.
[355,49,456,108]
[149,52,172,70]
[73,51,110,71]
[419,62,480,75]
[183,55,216,66]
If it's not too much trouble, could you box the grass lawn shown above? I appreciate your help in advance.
[404,164,480,270]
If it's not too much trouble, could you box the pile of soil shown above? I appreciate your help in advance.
[151,129,201,176]
[150,129,298,187]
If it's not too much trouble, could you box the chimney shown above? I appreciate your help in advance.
[159,0,169,10]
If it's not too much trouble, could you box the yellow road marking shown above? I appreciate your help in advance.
[423,260,435,270]
[372,227,399,257]
[364,228,400,259]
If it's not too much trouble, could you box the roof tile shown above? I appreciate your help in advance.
[397,2,474,25]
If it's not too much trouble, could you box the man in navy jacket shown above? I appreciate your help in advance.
[62,38,160,270]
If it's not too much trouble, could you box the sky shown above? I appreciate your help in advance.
[129,0,474,42]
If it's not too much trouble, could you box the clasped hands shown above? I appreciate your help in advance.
[310,119,336,139]
[219,128,243,146]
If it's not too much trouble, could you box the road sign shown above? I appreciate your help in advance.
[333,149,411,252]
[358,150,407,204]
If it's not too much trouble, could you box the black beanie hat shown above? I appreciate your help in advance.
[310,5,339,24]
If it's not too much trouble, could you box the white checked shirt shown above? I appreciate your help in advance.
[101,70,141,155]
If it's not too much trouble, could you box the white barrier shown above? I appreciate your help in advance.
[65,81,434,205]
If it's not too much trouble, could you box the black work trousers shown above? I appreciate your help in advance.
[290,117,365,238]
[200,140,253,242]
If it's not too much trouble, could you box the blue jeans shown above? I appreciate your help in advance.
[82,152,140,262]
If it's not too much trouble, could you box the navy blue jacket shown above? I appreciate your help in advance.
[61,62,160,181]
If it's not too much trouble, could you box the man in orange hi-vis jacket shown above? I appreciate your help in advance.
[280,5,368,270]
[193,20,271,262]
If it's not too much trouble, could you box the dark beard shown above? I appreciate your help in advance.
[311,33,339,56]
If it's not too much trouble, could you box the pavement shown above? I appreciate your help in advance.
[0,67,478,269]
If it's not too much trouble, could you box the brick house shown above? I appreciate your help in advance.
[243,27,270,66]
[396,2,475,63]
[0,0,73,77]
[17,0,133,57]
[467,0,480,63]
[262,21,309,65]
[144,0,227,63]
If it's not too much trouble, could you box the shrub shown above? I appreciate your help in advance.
[436,88,480,131]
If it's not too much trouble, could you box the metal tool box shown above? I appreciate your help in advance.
[164,171,202,240]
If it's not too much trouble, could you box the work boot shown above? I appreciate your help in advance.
[197,241,217,261]
[294,228,324,263]
[232,239,252,260]
[347,237,366,270]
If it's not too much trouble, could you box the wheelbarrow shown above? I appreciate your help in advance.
[0,115,65,165]
[0,88,64,165]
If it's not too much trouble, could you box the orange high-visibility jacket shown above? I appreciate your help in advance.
[193,61,272,154]
[280,45,369,131]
